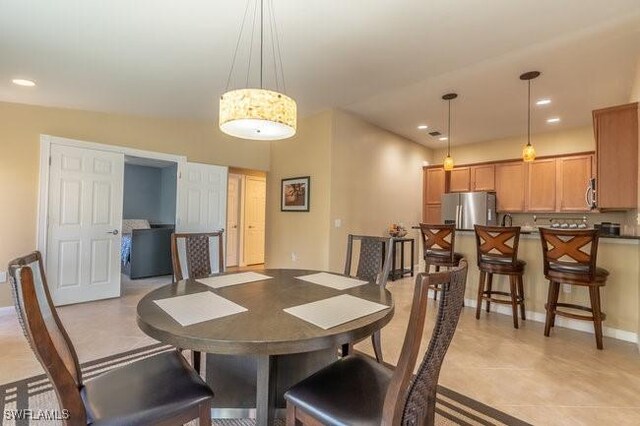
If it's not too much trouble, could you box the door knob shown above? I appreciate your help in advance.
[107,229,119,235]
[248,225,255,229]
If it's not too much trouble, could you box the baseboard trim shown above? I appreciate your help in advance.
[425,289,638,344]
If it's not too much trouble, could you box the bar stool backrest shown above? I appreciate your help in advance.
[539,228,599,281]
[419,223,456,263]
[474,225,521,266]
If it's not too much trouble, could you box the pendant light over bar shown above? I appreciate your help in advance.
[520,71,540,162]
[219,0,297,141]
[442,93,457,171]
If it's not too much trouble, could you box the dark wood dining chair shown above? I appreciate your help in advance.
[419,223,463,301]
[8,251,213,426]
[539,228,609,349]
[171,230,225,374]
[285,259,468,426]
[474,225,526,329]
[343,234,393,363]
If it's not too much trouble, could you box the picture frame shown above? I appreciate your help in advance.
[281,176,310,212]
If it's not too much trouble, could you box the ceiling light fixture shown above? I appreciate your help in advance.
[439,137,448,141]
[536,98,551,106]
[12,78,36,87]
[442,93,457,171]
[520,71,540,162]
[417,124,428,130]
[547,117,561,123]
[219,0,297,141]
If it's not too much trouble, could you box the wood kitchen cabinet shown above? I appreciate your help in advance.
[423,167,445,223]
[471,164,495,191]
[527,158,557,212]
[449,167,471,192]
[495,162,526,212]
[424,204,442,223]
[557,154,593,212]
[593,103,638,210]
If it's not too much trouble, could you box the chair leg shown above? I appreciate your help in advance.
[476,271,486,320]
[192,350,201,375]
[199,399,211,426]
[589,286,604,350]
[372,331,383,363]
[550,281,561,328]
[509,276,519,329]
[517,274,526,320]
[485,273,493,313]
[286,401,296,426]
[544,281,557,337]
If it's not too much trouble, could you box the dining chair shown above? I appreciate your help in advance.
[8,251,213,426]
[343,234,393,362]
[539,228,609,349]
[285,259,468,426]
[171,230,225,374]
[419,223,463,301]
[474,225,526,329]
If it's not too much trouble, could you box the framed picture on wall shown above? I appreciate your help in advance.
[281,176,310,212]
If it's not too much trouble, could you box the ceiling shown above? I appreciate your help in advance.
[1,1,639,147]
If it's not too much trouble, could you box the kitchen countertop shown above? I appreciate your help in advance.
[411,225,640,240]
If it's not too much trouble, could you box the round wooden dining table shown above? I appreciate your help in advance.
[136,268,394,426]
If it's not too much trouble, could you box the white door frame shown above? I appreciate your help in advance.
[37,135,187,262]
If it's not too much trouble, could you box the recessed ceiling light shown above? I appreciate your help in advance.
[12,78,36,87]
[439,137,448,141]
[546,117,561,124]
[536,99,551,106]
[417,124,428,130]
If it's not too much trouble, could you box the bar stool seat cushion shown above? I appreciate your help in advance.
[547,264,609,284]
[81,350,214,426]
[284,355,391,426]
[479,255,525,270]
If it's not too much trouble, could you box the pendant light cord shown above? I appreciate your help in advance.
[447,98,452,156]
[527,79,531,146]
[260,0,264,89]
[225,0,252,91]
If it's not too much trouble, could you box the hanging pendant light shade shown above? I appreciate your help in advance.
[520,71,540,162]
[442,93,457,171]
[219,0,297,141]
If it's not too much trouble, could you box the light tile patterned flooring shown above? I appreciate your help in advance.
[1,273,640,424]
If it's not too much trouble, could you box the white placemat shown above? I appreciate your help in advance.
[197,272,273,289]
[284,294,390,330]
[295,272,369,290]
[154,291,247,326]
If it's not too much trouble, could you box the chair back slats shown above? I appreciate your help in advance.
[8,252,87,424]
[382,260,468,425]
[474,225,521,266]
[539,228,599,278]
[171,230,225,281]
[344,234,393,287]
[419,223,455,262]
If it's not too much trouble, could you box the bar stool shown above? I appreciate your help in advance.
[474,225,526,329]
[419,223,463,300]
[539,228,608,349]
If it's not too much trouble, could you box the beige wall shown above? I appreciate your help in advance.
[0,101,270,307]
[265,110,334,270]
[630,56,640,102]
[432,126,594,165]
[328,110,432,271]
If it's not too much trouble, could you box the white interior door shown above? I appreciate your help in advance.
[47,144,124,306]
[244,176,266,265]
[226,174,242,267]
[176,162,228,276]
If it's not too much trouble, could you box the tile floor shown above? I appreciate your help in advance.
[1,272,640,425]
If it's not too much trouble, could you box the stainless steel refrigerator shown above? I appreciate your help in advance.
[441,192,497,230]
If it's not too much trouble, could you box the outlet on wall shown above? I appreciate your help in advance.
[562,284,572,294]
[0,271,7,283]
[291,252,298,262]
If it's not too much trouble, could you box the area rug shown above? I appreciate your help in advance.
[0,343,529,426]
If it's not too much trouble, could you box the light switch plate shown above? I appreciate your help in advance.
[334,219,342,228]
[562,284,572,294]
[0,271,7,283]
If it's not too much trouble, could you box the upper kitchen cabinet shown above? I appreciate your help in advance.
[593,103,639,210]
[526,158,557,212]
[495,161,526,212]
[449,167,471,192]
[557,154,594,212]
[424,167,446,204]
[471,164,495,191]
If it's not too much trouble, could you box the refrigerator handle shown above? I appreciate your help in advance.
[455,205,460,228]
[460,204,464,228]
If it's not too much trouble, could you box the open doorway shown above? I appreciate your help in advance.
[120,156,178,279]
[226,168,267,267]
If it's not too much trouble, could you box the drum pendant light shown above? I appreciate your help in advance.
[442,93,457,171]
[520,71,540,162]
[219,0,297,141]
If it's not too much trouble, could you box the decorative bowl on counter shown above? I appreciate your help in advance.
[388,224,407,238]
